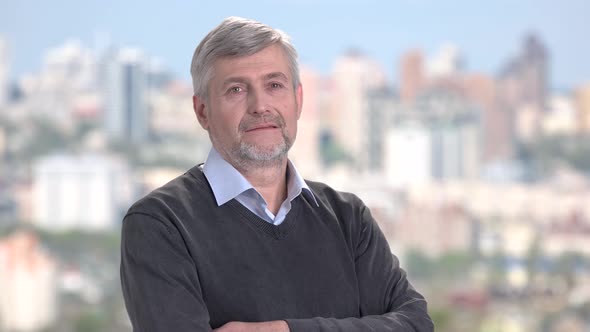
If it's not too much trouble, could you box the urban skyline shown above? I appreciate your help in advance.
[1,1,589,89]
[1,9,590,331]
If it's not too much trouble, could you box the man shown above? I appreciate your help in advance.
[120,17,433,332]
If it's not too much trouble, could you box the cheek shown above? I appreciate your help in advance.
[220,99,247,122]
[284,101,300,122]
[211,110,242,134]
[283,112,298,136]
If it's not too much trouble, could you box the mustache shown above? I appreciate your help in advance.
[238,113,286,132]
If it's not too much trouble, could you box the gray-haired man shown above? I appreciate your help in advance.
[120,17,434,332]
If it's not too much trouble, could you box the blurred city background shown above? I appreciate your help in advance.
[1,1,589,331]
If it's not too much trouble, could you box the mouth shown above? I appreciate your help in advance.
[244,124,280,132]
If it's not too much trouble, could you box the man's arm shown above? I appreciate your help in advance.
[213,321,289,332]
[120,212,213,332]
[284,200,434,332]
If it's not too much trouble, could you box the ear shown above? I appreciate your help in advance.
[295,84,303,120]
[193,95,209,130]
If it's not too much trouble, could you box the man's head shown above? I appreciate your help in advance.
[191,17,303,172]
[190,17,300,102]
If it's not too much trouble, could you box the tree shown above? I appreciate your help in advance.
[405,249,434,279]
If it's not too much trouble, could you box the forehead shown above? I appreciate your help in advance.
[212,44,292,82]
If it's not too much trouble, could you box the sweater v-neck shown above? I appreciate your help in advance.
[189,165,303,240]
[226,198,302,240]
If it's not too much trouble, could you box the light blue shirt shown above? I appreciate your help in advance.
[202,148,319,225]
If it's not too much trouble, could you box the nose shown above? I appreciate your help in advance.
[247,87,271,115]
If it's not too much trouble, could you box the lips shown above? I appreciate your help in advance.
[244,123,279,132]
[239,114,285,133]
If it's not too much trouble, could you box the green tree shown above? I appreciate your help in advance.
[554,251,582,292]
[489,250,508,283]
[74,310,106,332]
[519,134,590,175]
[435,250,474,280]
[429,307,451,331]
[405,249,433,279]
[526,235,543,282]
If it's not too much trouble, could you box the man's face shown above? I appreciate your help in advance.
[193,44,303,169]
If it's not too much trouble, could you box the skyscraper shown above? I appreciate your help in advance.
[497,34,549,145]
[366,87,398,172]
[463,73,515,163]
[399,50,425,104]
[384,123,432,188]
[426,43,463,80]
[329,50,387,168]
[102,48,149,143]
[431,115,480,180]
[521,34,549,111]
[289,66,322,177]
[499,34,549,111]
[380,88,481,184]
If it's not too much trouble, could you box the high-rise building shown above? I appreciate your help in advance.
[541,94,577,135]
[515,103,542,142]
[576,84,590,133]
[384,123,432,188]
[427,43,463,80]
[329,50,387,168]
[422,90,481,180]
[497,34,549,145]
[399,50,425,104]
[0,231,57,331]
[0,37,8,108]
[32,153,132,231]
[499,34,549,111]
[365,88,398,172]
[521,35,549,111]
[289,66,322,177]
[431,116,480,180]
[463,73,515,163]
[381,89,481,184]
[102,48,149,143]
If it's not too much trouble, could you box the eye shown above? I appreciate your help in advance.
[270,82,284,89]
[228,86,243,94]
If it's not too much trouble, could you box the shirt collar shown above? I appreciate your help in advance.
[286,159,319,207]
[202,147,319,207]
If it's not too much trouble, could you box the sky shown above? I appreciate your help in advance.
[0,0,588,90]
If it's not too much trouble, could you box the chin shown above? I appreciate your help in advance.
[238,142,290,162]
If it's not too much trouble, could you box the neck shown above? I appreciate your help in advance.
[237,159,289,215]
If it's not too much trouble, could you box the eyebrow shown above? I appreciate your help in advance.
[221,72,289,88]
[221,77,249,88]
[264,72,289,81]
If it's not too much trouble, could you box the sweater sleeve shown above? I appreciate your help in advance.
[285,201,434,332]
[120,212,213,332]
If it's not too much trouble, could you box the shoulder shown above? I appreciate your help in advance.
[305,179,370,227]
[304,180,383,256]
[306,179,366,211]
[125,165,213,222]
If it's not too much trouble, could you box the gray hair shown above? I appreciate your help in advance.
[190,17,300,99]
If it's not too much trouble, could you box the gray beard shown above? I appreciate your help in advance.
[232,130,293,170]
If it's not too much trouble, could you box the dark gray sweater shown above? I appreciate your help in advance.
[120,165,433,331]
